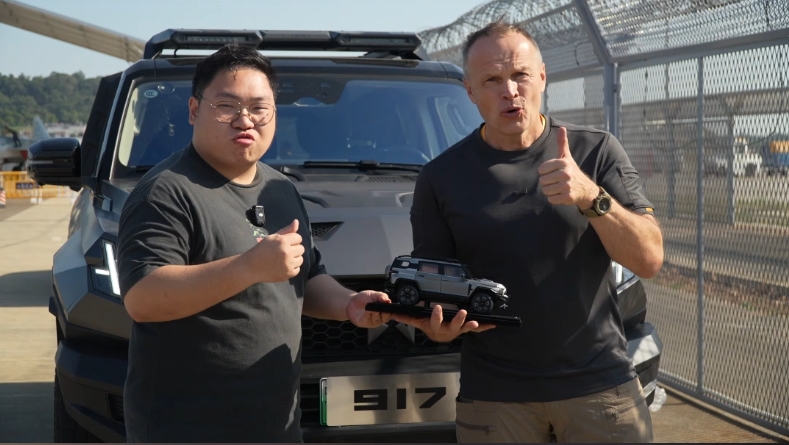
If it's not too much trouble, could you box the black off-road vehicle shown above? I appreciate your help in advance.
[28,29,663,443]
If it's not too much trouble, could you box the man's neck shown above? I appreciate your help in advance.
[481,114,545,152]
[192,143,258,185]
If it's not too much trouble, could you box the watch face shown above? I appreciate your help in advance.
[598,197,612,213]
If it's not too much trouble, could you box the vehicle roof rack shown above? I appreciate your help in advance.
[143,29,429,60]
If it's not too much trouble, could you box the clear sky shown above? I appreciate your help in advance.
[1,0,486,78]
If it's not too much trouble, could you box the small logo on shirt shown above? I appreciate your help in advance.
[249,221,269,242]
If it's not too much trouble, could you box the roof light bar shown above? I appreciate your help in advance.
[143,29,424,60]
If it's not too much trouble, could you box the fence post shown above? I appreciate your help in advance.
[603,63,619,138]
[573,0,618,139]
[696,56,705,395]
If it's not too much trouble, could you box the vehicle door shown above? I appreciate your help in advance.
[440,264,469,302]
[416,261,442,294]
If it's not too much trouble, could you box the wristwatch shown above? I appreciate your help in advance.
[579,187,612,218]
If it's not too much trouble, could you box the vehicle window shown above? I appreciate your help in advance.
[418,262,440,274]
[432,96,482,148]
[443,265,464,277]
[113,76,482,177]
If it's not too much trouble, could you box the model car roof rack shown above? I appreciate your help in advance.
[143,29,429,60]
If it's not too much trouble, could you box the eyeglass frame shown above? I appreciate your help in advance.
[195,93,276,126]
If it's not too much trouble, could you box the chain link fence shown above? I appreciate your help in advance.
[421,0,789,436]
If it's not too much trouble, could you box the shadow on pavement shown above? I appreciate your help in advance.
[0,381,54,443]
[0,270,52,307]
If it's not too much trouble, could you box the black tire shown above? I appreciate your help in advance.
[396,283,420,306]
[469,291,494,315]
[54,373,102,443]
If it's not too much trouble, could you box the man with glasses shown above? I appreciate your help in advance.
[117,43,393,442]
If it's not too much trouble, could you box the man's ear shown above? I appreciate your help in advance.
[463,77,477,105]
[188,96,199,125]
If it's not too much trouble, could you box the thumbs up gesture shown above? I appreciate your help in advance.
[537,127,599,208]
[244,219,305,283]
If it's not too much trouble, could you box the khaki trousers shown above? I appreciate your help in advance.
[455,377,653,443]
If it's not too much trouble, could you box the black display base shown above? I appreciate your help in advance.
[365,302,522,327]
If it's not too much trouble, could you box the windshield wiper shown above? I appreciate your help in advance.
[300,160,421,172]
[135,165,155,172]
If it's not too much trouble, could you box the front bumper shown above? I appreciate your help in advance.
[626,322,662,403]
[53,281,461,443]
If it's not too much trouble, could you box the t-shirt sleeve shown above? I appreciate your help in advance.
[117,195,192,300]
[597,133,656,215]
[410,166,456,258]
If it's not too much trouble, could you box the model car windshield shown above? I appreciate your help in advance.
[114,76,482,177]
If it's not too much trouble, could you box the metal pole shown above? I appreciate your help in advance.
[603,63,612,134]
[603,62,620,138]
[696,56,705,395]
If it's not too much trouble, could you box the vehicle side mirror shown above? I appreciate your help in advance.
[27,138,83,190]
[460,274,467,279]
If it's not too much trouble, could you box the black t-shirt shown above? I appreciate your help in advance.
[117,144,326,442]
[410,117,654,403]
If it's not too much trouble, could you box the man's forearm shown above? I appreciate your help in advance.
[303,274,355,321]
[123,254,256,323]
[588,200,664,278]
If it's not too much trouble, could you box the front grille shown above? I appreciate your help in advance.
[300,380,322,427]
[301,278,463,361]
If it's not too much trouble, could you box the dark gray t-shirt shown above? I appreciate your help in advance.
[410,117,654,403]
[117,144,325,442]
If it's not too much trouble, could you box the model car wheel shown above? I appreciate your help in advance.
[396,283,420,306]
[54,373,101,443]
[469,291,494,314]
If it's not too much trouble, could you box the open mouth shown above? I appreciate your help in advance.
[502,106,523,118]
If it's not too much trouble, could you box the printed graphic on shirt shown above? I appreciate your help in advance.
[249,221,269,242]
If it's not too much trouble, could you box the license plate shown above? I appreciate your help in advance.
[319,372,460,426]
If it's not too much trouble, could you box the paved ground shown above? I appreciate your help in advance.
[0,196,786,443]
[654,389,786,443]
[0,198,66,442]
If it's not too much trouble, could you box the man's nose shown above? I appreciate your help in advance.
[502,79,519,99]
[231,110,255,130]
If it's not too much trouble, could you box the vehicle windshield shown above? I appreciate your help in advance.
[114,75,482,177]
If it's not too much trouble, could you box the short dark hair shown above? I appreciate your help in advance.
[461,20,541,70]
[192,43,279,100]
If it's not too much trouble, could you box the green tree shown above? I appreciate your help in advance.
[0,71,101,127]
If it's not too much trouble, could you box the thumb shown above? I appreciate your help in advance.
[557,127,571,159]
[276,219,299,235]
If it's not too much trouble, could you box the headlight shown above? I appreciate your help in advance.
[91,240,121,298]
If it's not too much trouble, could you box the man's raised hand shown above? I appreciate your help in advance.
[243,219,305,283]
[537,126,598,208]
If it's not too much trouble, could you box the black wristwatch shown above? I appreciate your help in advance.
[579,187,612,218]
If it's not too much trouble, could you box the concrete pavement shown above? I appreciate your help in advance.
[0,196,73,442]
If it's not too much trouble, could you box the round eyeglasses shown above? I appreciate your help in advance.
[196,93,276,126]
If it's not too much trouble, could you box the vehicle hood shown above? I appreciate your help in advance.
[102,177,416,277]
[293,181,415,277]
